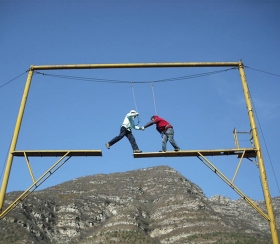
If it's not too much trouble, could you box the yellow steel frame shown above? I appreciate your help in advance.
[233,127,254,149]
[0,150,102,219]
[0,151,71,219]
[134,147,269,219]
[0,62,278,243]
[196,152,270,221]
[133,148,257,158]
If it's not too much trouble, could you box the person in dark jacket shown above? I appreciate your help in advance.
[142,115,180,152]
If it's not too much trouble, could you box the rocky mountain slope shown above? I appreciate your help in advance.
[0,166,279,243]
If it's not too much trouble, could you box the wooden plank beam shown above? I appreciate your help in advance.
[133,148,256,158]
[12,150,102,157]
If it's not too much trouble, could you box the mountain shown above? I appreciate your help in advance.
[0,165,279,243]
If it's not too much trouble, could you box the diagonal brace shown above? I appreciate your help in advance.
[24,152,36,183]
[197,152,269,221]
[0,151,71,219]
[232,150,246,183]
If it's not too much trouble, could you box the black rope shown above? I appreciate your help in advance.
[34,71,127,83]
[0,138,13,185]
[245,66,280,78]
[249,89,280,195]
[34,67,237,84]
[148,68,237,83]
[0,70,29,89]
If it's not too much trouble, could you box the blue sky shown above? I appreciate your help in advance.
[0,0,279,202]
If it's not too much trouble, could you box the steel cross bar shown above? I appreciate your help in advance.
[30,62,240,70]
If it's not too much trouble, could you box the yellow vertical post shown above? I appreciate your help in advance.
[238,62,279,244]
[0,68,34,213]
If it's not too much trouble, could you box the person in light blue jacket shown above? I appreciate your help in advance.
[106,110,142,153]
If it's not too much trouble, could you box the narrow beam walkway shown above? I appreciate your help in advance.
[12,150,102,157]
[133,148,256,158]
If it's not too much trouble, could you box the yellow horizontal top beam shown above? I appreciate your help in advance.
[133,148,257,158]
[12,150,102,157]
[30,62,241,70]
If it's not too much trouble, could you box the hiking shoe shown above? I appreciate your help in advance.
[133,150,142,153]
[105,143,110,149]
[174,148,180,151]
[159,150,166,152]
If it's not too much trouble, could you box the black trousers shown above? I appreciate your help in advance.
[108,126,139,150]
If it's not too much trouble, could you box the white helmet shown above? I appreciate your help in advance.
[130,110,138,116]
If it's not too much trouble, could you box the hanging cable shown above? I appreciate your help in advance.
[249,90,280,195]
[151,82,157,115]
[33,66,280,84]
[245,66,280,78]
[131,82,140,125]
[34,67,236,84]
[0,138,13,184]
[0,70,28,90]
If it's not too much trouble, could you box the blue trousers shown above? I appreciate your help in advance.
[108,126,139,150]
[162,128,180,151]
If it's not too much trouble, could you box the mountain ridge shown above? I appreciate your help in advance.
[1,165,278,243]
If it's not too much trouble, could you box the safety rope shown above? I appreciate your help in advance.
[131,82,138,112]
[151,82,157,115]
[131,82,140,125]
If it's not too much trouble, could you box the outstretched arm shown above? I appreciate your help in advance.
[143,120,154,129]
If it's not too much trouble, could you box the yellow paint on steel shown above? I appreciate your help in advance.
[12,150,102,157]
[233,128,240,148]
[24,152,36,183]
[133,148,257,158]
[232,150,246,184]
[0,69,34,213]
[197,152,269,221]
[0,61,277,243]
[0,151,72,219]
[30,62,240,70]
[239,62,279,244]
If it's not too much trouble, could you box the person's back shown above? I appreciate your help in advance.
[152,116,171,133]
[142,115,180,152]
